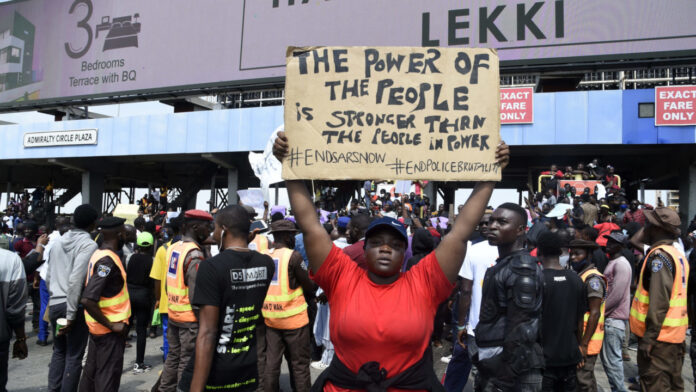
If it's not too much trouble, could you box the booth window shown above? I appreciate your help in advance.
[638,102,655,118]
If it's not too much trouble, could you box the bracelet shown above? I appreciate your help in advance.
[456,325,467,331]
[15,337,26,342]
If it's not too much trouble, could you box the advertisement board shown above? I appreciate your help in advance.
[1,0,696,110]
[655,86,696,126]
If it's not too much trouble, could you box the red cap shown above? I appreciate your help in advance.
[184,209,214,221]
[155,225,162,232]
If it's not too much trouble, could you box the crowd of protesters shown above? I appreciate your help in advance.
[0,138,694,392]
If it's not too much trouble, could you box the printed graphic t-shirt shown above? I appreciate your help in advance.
[312,245,453,392]
[192,249,275,391]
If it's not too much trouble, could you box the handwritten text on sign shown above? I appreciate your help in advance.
[500,87,533,124]
[655,86,696,126]
[282,46,501,181]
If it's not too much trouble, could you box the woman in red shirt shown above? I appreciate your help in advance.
[273,132,509,391]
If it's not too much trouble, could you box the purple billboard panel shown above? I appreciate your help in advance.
[1,0,696,110]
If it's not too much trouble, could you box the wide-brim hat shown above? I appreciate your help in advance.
[269,219,298,234]
[645,207,681,236]
[569,239,600,250]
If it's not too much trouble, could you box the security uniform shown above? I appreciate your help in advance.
[159,240,205,392]
[475,250,544,392]
[630,242,689,392]
[576,265,607,392]
[78,248,131,392]
[262,247,312,392]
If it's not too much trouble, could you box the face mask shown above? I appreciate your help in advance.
[571,258,589,273]
[559,254,570,268]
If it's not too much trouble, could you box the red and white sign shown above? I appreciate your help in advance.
[500,87,534,124]
[655,86,696,126]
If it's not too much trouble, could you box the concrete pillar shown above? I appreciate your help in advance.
[81,171,104,212]
[227,168,238,205]
[423,181,435,208]
[679,163,696,231]
[209,173,216,210]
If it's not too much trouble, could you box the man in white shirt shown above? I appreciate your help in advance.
[443,214,498,392]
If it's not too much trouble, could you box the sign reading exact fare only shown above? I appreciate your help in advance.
[500,87,533,124]
[655,86,696,126]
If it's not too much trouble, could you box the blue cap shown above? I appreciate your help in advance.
[337,216,351,229]
[365,217,408,243]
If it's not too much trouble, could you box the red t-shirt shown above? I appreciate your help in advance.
[594,222,620,247]
[312,246,453,392]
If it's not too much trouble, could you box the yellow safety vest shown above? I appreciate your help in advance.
[580,268,607,356]
[262,248,308,330]
[630,245,689,343]
[84,249,131,336]
[249,235,269,253]
[166,241,200,323]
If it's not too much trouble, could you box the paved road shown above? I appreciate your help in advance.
[8,306,695,391]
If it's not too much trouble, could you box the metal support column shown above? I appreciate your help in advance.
[227,168,239,205]
[81,171,104,212]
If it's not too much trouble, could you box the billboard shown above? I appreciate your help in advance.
[1,0,696,110]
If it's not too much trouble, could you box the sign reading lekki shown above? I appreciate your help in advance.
[23,129,98,148]
[1,0,696,111]
[655,86,696,126]
[283,46,501,181]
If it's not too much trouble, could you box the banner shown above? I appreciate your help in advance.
[500,87,533,124]
[655,86,696,126]
[283,46,501,181]
[1,0,696,110]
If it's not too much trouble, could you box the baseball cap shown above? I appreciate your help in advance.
[137,232,154,247]
[337,216,351,229]
[364,217,408,243]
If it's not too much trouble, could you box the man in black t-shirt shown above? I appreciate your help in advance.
[538,232,585,392]
[183,205,275,392]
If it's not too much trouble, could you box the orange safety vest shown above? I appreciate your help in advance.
[249,234,269,253]
[166,241,201,323]
[262,248,308,330]
[630,244,689,343]
[84,249,131,336]
[580,268,607,356]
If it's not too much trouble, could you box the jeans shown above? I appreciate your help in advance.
[600,321,628,392]
[38,279,49,341]
[444,335,473,392]
[48,303,89,392]
[161,314,169,360]
[0,340,8,392]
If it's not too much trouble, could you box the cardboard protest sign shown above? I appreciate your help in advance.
[283,46,501,181]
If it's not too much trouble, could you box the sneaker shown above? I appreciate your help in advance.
[133,363,152,374]
[440,355,452,364]
[311,361,329,370]
[432,340,443,348]
[36,339,49,347]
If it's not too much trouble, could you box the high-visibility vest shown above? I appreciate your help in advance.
[84,249,131,336]
[262,248,308,330]
[249,235,269,253]
[580,268,607,356]
[630,244,689,343]
[166,241,200,323]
